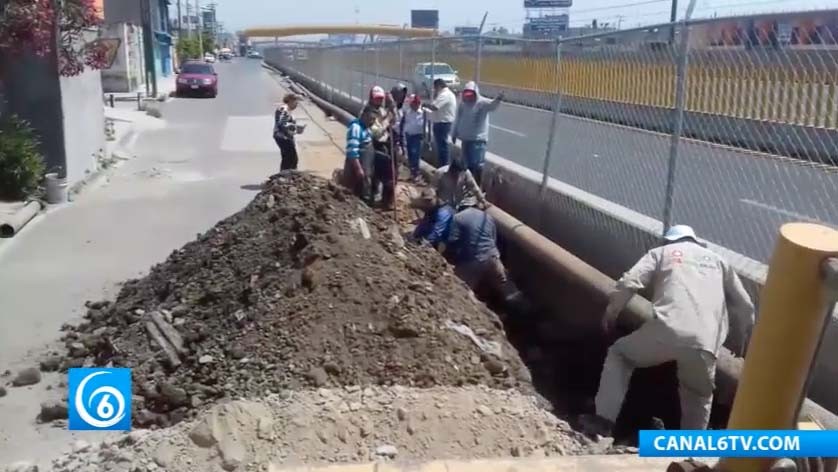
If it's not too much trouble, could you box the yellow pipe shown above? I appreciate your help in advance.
[243,25,436,38]
[719,223,838,472]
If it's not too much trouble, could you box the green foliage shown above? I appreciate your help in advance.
[177,36,202,60]
[0,115,45,200]
[201,31,216,55]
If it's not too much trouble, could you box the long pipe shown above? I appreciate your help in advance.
[0,200,42,238]
[265,59,838,429]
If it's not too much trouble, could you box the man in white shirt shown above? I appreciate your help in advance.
[422,79,457,167]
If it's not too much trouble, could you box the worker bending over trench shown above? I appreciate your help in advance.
[581,225,755,436]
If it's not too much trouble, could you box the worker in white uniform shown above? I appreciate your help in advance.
[580,225,755,436]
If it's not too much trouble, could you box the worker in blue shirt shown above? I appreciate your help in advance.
[343,106,376,201]
[410,189,456,250]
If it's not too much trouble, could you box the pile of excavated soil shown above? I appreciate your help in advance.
[59,173,534,427]
[46,386,601,472]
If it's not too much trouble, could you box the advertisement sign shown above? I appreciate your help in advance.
[411,10,439,29]
[524,0,573,8]
[455,26,480,36]
[524,15,569,38]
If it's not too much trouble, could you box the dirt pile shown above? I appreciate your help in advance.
[45,386,598,472]
[59,173,533,427]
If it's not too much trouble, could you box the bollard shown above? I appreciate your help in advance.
[109,94,115,108]
[137,92,142,111]
[718,223,838,472]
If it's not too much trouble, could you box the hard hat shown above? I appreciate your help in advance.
[664,224,698,242]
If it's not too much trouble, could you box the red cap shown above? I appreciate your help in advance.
[370,86,386,99]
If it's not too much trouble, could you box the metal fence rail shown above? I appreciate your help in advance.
[266,11,838,275]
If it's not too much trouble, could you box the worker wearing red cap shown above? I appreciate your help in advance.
[364,85,396,209]
[452,82,504,185]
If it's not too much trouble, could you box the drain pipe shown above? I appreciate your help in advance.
[269,62,838,429]
[0,200,43,238]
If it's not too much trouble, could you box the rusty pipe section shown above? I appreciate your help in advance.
[265,59,838,430]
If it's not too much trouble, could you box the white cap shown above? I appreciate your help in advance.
[664,224,697,242]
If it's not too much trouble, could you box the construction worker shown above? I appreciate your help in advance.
[452,82,504,185]
[421,78,457,167]
[273,93,306,171]
[343,105,376,201]
[410,188,455,250]
[402,94,426,181]
[433,157,487,211]
[366,85,396,209]
[580,225,755,437]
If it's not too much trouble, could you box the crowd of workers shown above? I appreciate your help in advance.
[276,77,757,439]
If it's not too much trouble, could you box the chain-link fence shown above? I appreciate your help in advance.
[266,12,838,273]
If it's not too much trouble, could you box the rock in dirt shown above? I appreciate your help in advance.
[57,173,532,426]
[4,461,38,472]
[188,421,216,448]
[11,367,41,387]
[375,445,398,459]
[0,386,6,398]
[38,401,69,422]
[39,356,63,372]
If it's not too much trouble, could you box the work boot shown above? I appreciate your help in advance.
[578,413,615,439]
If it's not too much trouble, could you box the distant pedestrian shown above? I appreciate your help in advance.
[273,93,305,171]
[580,225,755,437]
[422,78,457,167]
[452,82,503,185]
[402,94,426,180]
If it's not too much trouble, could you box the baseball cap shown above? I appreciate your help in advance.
[664,224,697,242]
[370,86,386,99]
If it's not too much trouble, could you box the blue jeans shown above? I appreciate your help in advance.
[432,122,452,167]
[405,133,423,176]
[462,140,487,184]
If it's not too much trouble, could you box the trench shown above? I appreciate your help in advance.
[491,236,733,445]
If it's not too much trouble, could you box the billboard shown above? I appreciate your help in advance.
[524,15,569,38]
[411,10,439,29]
[455,26,480,36]
[524,0,573,8]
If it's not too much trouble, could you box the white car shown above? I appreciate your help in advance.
[204,53,216,63]
[412,62,460,97]
[247,50,262,59]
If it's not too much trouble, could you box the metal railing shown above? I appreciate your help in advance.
[266,11,838,275]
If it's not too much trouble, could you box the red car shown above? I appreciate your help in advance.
[176,61,218,98]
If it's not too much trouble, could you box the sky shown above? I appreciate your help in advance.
[206,0,835,34]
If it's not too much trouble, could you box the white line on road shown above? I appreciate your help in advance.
[740,198,825,224]
[490,124,527,137]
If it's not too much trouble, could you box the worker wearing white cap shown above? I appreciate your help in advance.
[580,225,755,436]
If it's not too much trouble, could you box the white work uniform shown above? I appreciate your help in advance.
[595,240,754,429]
[431,88,457,124]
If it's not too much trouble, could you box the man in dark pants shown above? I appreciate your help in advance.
[344,106,376,201]
[273,93,305,171]
[422,79,457,168]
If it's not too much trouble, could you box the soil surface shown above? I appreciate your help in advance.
[43,386,605,472]
[57,173,535,427]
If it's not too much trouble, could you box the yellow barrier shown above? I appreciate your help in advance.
[718,223,838,472]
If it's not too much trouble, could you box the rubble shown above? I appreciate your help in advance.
[40,386,594,471]
[11,367,41,387]
[57,173,533,426]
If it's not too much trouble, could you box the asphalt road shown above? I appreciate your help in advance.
[324,68,838,264]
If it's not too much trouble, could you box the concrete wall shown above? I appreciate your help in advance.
[101,23,146,93]
[60,67,105,186]
[267,54,838,414]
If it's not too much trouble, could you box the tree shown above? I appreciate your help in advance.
[0,0,107,77]
[177,36,202,60]
[201,31,215,53]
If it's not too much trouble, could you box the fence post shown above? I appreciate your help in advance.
[398,38,404,80]
[374,42,380,83]
[430,37,436,97]
[661,20,692,234]
[474,35,483,85]
[360,42,366,102]
[540,39,564,195]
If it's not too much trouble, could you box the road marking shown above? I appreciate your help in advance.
[490,124,526,137]
[740,198,826,224]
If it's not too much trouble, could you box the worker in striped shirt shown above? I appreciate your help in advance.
[273,93,305,171]
[343,106,377,201]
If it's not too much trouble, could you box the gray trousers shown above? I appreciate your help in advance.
[595,319,716,429]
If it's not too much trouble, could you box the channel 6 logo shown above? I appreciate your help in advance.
[68,368,132,431]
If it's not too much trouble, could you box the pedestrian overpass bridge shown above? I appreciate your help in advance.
[243,25,436,39]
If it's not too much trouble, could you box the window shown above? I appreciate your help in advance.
[424,64,454,75]
[181,63,213,74]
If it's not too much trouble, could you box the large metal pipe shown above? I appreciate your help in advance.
[266,59,838,429]
[0,200,42,238]
[244,25,435,39]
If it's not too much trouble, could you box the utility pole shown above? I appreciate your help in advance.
[177,0,182,37]
[669,0,678,43]
[196,0,203,57]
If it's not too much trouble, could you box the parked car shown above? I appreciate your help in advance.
[176,61,218,98]
[204,53,216,63]
[219,52,233,62]
[412,62,460,96]
[247,50,262,59]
